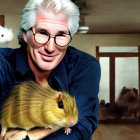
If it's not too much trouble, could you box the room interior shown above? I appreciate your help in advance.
[1,0,140,139]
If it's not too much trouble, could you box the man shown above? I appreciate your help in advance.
[0,0,101,139]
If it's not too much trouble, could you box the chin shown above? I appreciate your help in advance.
[39,66,54,71]
[38,63,56,71]
[36,56,62,71]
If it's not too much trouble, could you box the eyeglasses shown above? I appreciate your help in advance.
[29,27,72,47]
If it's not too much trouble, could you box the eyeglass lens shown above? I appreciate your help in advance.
[34,31,71,47]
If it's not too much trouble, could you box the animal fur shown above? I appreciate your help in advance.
[0,25,13,45]
[0,81,78,136]
[114,86,139,119]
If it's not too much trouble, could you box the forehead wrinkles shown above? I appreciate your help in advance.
[37,19,68,27]
[36,10,68,27]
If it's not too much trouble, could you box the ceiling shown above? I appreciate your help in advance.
[1,0,140,34]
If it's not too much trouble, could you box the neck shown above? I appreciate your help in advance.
[28,53,51,86]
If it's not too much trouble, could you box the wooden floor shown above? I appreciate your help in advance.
[92,120,140,140]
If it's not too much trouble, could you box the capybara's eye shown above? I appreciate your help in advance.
[58,101,63,109]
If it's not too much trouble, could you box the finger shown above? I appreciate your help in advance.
[3,130,27,140]
[3,130,17,140]
[11,131,27,140]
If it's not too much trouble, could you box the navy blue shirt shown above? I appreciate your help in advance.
[0,46,101,140]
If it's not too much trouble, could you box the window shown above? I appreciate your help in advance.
[97,46,139,108]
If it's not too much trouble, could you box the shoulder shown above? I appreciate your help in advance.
[66,46,97,61]
[63,46,101,97]
[0,47,24,63]
[64,46,100,70]
[0,47,18,71]
[0,48,17,59]
[0,48,19,97]
[0,47,19,74]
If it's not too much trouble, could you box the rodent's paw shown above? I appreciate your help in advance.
[45,125,56,129]
[46,125,53,129]
[64,127,71,135]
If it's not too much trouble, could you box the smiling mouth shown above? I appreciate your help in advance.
[40,53,57,61]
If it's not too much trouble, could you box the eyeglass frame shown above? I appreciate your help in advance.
[29,27,72,47]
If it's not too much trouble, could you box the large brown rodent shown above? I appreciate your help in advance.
[115,86,139,118]
[0,81,78,136]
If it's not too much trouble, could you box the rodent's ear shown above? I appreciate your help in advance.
[57,92,62,102]
[122,86,126,90]
[121,86,126,92]
[133,88,138,94]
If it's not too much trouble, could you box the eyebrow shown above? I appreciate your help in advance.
[58,31,69,34]
[36,28,69,34]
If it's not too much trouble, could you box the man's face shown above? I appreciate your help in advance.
[24,10,69,71]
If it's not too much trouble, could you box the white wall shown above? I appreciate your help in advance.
[5,14,21,48]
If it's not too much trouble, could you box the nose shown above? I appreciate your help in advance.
[44,38,55,53]
[69,120,74,125]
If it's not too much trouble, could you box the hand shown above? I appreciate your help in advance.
[27,126,61,140]
[0,126,61,140]
[1,129,27,140]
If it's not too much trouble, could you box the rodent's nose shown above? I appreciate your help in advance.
[69,120,74,125]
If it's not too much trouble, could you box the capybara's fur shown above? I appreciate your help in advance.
[114,86,139,119]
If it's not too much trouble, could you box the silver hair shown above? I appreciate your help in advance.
[18,0,80,45]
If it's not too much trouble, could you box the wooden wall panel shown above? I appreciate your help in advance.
[0,15,4,26]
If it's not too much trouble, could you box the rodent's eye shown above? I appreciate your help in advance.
[1,34,4,37]
[58,101,64,109]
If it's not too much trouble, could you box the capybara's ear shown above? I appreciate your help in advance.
[123,86,126,90]
[57,92,62,102]
[133,88,138,94]
[121,86,126,93]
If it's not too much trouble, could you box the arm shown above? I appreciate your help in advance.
[1,127,61,140]
[0,54,15,98]
[0,55,101,140]
[43,59,101,140]
[69,59,101,139]
[6,58,101,140]
[27,126,61,140]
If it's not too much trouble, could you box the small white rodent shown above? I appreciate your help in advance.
[0,81,78,137]
[0,25,13,45]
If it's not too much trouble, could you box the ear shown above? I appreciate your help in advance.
[133,88,138,94]
[123,86,126,89]
[23,30,27,43]
[57,92,62,102]
[122,86,126,91]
